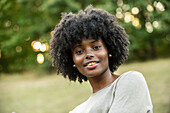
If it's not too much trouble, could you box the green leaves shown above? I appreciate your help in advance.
[0,0,170,72]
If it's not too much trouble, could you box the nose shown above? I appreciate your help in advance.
[85,49,94,59]
[86,54,94,59]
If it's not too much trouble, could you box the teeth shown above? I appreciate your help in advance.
[87,62,96,66]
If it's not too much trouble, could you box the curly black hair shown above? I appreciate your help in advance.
[50,5,130,83]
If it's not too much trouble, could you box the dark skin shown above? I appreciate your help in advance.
[72,38,119,93]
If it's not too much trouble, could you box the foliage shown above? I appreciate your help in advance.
[0,0,170,72]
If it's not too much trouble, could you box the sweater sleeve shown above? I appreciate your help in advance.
[108,71,153,113]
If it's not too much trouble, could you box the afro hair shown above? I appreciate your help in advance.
[50,5,130,83]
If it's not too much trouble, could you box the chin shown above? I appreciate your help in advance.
[84,70,104,78]
[86,74,99,78]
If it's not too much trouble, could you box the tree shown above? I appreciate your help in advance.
[0,0,105,72]
[107,0,170,60]
[0,0,170,73]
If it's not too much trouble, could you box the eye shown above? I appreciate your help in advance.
[93,45,101,50]
[75,49,84,55]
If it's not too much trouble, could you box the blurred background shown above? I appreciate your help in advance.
[0,0,169,113]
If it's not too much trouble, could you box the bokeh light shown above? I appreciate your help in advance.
[147,5,154,12]
[25,37,31,41]
[116,12,123,19]
[33,41,41,50]
[132,18,141,28]
[153,21,159,28]
[45,43,50,51]
[124,12,132,23]
[37,53,44,64]
[13,25,19,31]
[130,15,135,21]
[145,22,153,33]
[31,41,36,47]
[116,7,122,13]
[116,7,123,19]
[154,1,165,11]
[117,0,123,6]
[30,41,50,64]
[51,31,54,36]
[5,20,11,28]
[16,46,22,53]
[40,44,47,52]
[122,4,130,11]
[131,7,139,15]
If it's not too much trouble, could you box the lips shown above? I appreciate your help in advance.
[84,60,100,69]
[87,62,97,66]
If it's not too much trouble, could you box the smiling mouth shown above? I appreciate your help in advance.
[87,62,97,66]
[84,60,100,68]
[85,61,99,69]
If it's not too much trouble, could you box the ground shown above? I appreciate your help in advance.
[0,58,170,113]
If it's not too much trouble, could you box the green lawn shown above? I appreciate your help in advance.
[0,58,170,113]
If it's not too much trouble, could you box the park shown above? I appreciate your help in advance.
[0,0,170,113]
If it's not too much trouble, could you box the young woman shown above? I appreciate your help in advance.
[50,5,153,113]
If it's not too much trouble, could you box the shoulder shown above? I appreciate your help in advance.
[110,71,153,112]
[116,71,148,92]
[120,71,144,79]
[118,71,146,84]
[114,71,152,103]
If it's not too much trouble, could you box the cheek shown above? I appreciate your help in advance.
[73,55,84,66]
[99,50,108,60]
[98,51,109,66]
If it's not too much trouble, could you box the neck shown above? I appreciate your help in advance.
[88,68,117,93]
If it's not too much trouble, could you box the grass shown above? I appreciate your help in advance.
[0,58,170,113]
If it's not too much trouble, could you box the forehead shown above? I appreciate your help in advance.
[70,36,106,51]
[72,37,107,50]
[76,37,101,44]
[73,37,103,46]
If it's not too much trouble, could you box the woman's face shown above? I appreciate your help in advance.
[72,38,110,78]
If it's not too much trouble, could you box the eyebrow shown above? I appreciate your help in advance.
[72,40,101,50]
[72,44,81,50]
[91,40,100,43]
